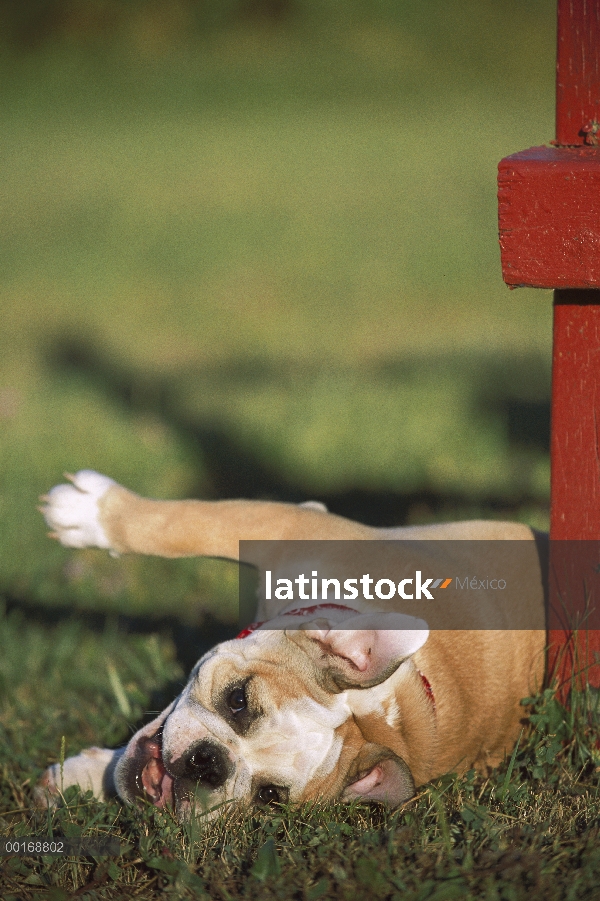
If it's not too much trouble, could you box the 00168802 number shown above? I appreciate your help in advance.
[0,837,120,856]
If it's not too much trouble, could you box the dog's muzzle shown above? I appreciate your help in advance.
[128,728,233,810]
[167,738,233,805]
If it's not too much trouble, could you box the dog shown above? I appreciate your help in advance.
[36,470,546,817]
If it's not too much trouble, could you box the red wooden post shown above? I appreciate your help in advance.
[498,0,600,693]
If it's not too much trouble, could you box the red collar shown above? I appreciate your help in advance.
[236,604,436,712]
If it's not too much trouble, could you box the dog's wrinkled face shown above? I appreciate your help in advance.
[114,614,429,818]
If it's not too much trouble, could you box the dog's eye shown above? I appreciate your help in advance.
[256,784,281,806]
[227,686,247,714]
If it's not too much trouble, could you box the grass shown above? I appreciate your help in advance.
[0,1,581,897]
[2,632,600,901]
[0,2,556,613]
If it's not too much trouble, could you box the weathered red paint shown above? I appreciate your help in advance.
[497,1,600,693]
[548,294,600,692]
[556,0,600,146]
[549,1,600,692]
[550,293,600,539]
[498,146,600,288]
[498,0,600,288]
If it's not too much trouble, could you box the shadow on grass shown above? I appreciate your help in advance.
[45,333,550,526]
[3,592,238,725]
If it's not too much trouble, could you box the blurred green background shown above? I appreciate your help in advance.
[0,0,555,624]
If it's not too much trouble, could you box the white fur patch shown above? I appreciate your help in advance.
[347,661,413,722]
[384,696,401,728]
[41,470,115,550]
[239,695,349,794]
[34,747,119,806]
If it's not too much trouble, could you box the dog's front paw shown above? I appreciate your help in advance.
[33,747,120,807]
[40,470,116,550]
[33,766,62,808]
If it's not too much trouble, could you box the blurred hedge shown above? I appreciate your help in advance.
[0,0,551,51]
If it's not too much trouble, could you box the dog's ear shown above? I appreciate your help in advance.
[343,751,415,806]
[289,612,429,690]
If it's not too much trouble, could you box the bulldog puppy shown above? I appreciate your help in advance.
[36,471,546,817]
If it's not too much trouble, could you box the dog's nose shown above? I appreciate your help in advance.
[179,740,232,789]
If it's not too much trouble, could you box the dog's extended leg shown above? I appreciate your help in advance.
[41,470,374,560]
[33,746,124,807]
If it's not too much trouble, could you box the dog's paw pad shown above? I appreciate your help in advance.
[40,470,116,550]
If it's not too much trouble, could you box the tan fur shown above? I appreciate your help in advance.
[37,473,547,813]
[97,482,545,781]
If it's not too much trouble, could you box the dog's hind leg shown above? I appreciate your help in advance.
[41,470,374,561]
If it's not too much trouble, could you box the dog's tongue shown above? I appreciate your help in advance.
[347,765,383,796]
[141,739,173,806]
